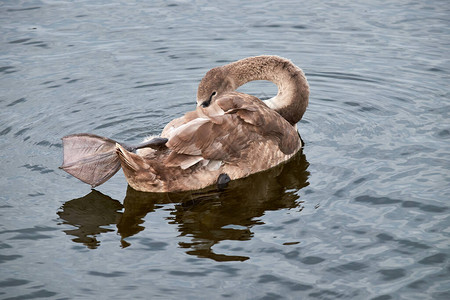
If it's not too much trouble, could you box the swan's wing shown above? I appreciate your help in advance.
[161,110,199,138]
[165,92,300,168]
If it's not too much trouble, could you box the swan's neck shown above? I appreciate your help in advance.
[224,55,309,125]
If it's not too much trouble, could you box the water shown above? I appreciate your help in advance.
[1,0,449,299]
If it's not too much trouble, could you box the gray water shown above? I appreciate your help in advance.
[1,0,449,299]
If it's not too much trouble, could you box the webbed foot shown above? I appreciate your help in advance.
[217,173,231,190]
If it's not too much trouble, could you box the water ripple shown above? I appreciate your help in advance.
[1,0,449,299]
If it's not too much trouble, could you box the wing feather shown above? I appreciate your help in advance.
[164,92,300,170]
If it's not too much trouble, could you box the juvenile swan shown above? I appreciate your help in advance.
[61,55,309,192]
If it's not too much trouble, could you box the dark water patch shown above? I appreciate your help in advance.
[377,232,432,255]
[36,140,51,147]
[6,289,58,299]
[282,218,300,225]
[327,261,368,274]
[154,47,169,53]
[432,290,450,300]
[23,41,48,48]
[8,38,31,44]
[353,177,366,184]
[258,274,313,291]
[288,283,314,291]
[216,59,232,63]
[355,195,447,214]
[378,268,406,281]
[212,264,240,276]
[398,145,434,156]
[169,270,208,277]
[88,271,127,278]
[418,253,447,265]
[376,233,394,242]
[401,201,448,213]
[344,101,360,107]
[301,256,325,265]
[14,128,30,137]
[134,82,172,89]
[0,126,12,136]
[0,278,30,288]
[407,279,427,289]
[253,24,283,28]
[333,188,346,197]
[185,66,203,70]
[0,242,12,249]
[292,25,307,29]
[260,292,282,299]
[317,98,337,103]
[66,79,79,84]
[35,140,61,148]
[7,98,27,107]
[309,289,347,299]
[28,192,45,197]
[354,195,402,205]
[359,105,381,112]
[7,7,41,12]
[371,295,392,300]
[397,239,431,250]
[284,250,300,259]
[9,233,53,240]
[22,164,54,174]
[138,238,168,251]
[428,67,444,72]
[436,129,449,138]
[0,66,16,74]
[0,254,22,264]
[0,226,57,241]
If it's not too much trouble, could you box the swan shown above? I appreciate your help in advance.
[60,55,309,192]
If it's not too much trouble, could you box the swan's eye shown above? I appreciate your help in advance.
[201,92,217,108]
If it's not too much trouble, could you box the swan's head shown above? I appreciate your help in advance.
[197,66,234,108]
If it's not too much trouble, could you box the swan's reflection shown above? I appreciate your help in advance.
[58,151,309,261]
[57,191,123,249]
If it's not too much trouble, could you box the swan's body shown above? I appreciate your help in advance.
[116,55,309,192]
[60,55,309,192]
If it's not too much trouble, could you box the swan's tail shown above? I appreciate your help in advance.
[60,133,121,188]
[115,143,163,191]
[60,133,168,188]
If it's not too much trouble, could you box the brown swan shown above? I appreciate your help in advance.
[60,55,309,192]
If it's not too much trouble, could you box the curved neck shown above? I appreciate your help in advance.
[224,55,309,125]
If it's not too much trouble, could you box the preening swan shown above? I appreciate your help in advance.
[60,55,309,192]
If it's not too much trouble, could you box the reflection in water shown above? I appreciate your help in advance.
[58,151,309,260]
[57,191,123,249]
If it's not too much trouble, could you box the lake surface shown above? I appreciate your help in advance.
[1,0,449,299]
